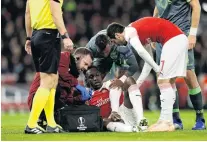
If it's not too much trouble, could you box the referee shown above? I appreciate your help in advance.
[24,0,73,134]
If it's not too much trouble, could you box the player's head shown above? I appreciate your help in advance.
[73,47,93,72]
[95,34,111,57]
[107,22,126,45]
[85,66,103,90]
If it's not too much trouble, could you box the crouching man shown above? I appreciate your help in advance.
[85,66,148,132]
[27,48,93,133]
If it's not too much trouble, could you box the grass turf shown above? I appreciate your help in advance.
[1,110,207,141]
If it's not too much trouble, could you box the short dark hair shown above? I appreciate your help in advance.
[107,22,125,39]
[73,47,94,60]
[84,66,99,75]
[95,34,109,52]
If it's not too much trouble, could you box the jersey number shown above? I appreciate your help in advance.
[160,60,165,71]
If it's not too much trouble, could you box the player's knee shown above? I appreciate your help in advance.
[157,78,175,85]
[157,79,170,85]
[125,77,136,85]
[185,70,199,89]
[123,77,136,91]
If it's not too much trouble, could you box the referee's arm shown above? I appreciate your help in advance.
[50,0,67,35]
[50,0,74,50]
[25,0,32,38]
[25,0,32,55]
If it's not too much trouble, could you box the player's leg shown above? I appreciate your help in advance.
[184,49,206,130]
[148,78,176,132]
[106,98,143,133]
[97,61,123,114]
[148,34,188,132]
[155,43,182,129]
[121,91,148,132]
[123,77,144,125]
[104,118,138,132]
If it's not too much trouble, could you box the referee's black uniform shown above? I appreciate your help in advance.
[29,0,63,74]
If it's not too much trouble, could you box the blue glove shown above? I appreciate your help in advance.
[75,84,93,101]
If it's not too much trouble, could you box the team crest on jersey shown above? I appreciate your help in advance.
[77,117,87,131]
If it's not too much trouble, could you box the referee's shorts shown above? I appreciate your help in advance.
[31,29,61,74]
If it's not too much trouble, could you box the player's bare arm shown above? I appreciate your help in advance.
[25,0,32,55]
[50,0,73,50]
[153,6,159,17]
[188,0,201,49]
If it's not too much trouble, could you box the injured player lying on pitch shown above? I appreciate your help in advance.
[85,66,148,132]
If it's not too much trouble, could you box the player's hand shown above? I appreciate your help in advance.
[25,40,32,55]
[63,38,74,51]
[108,111,122,122]
[151,42,156,49]
[188,35,196,49]
[156,71,163,78]
[109,79,124,89]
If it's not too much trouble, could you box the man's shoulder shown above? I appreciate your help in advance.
[115,44,133,58]
[86,30,107,47]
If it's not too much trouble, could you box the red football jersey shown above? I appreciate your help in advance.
[88,89,124,118]
[130,17,183,45]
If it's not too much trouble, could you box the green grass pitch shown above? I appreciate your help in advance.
[1,110,207,141]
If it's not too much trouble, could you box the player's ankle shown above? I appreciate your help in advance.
[173,112,180,120]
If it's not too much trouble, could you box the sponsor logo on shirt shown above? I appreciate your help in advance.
[96,97,110,107]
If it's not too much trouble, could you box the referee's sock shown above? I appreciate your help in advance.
[44,88,57,127]
[27,88,50,128]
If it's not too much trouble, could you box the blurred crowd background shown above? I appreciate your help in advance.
[1,0,207,112]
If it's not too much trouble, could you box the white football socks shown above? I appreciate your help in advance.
[106,122,137,132]
[109,88,122,112]
[128,84,144,125]
[158,83,176,122]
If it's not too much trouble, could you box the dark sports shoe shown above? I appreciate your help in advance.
[24,125,45,134]
[173,118,183,130]
[192,118,206,130]
[46,125,65,133]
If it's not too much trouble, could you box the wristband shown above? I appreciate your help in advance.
[119,75,127,83]
[61,32,69,39]
[26,37,31,40]
[189,27,197,36]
